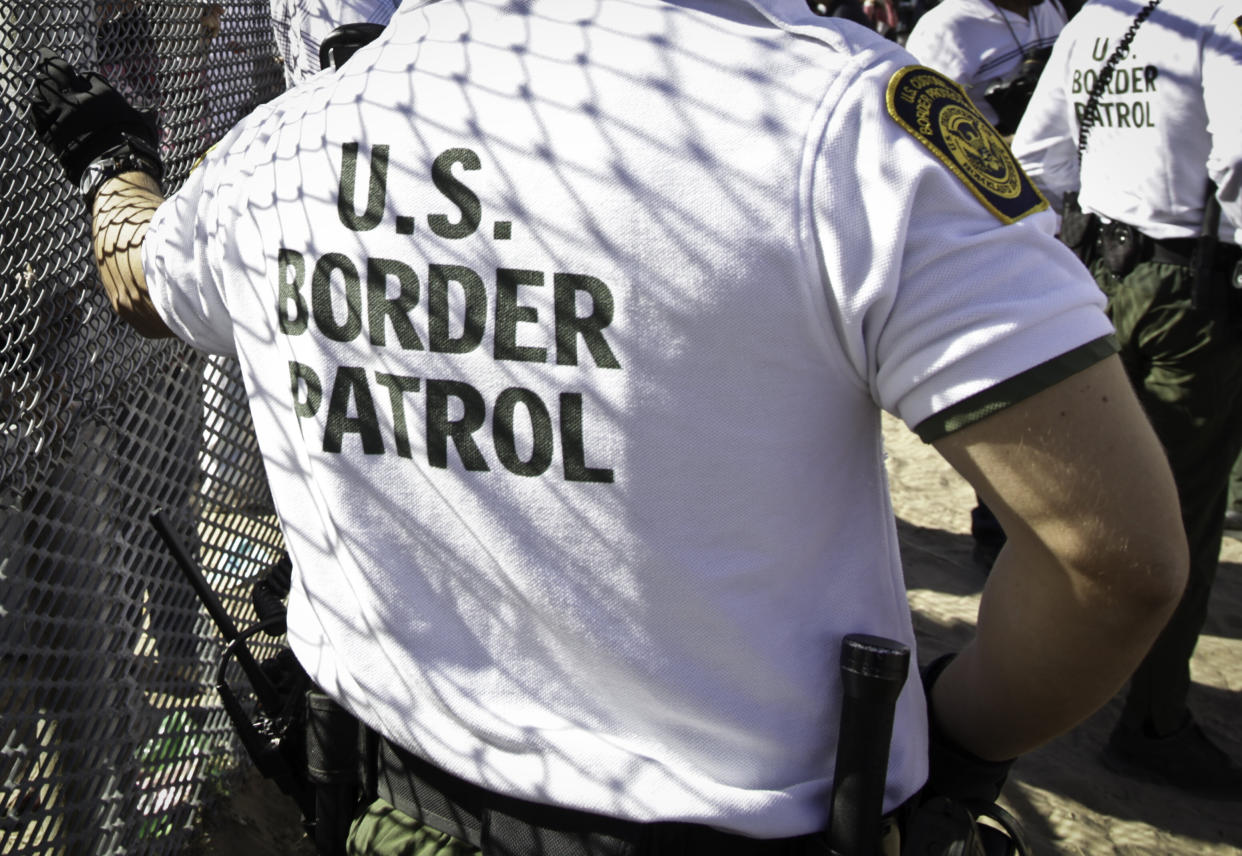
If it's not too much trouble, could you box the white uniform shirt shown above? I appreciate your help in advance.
[142,0,1112,837]
[905,0,1068,126]
[1013,0,1242,241]
[270,0,399,85]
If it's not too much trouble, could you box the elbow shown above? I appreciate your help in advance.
[1125,545,1188,623]
[1080,523,1189,626]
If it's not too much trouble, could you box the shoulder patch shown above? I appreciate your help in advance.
[886,66,1047,224]
[1235,14,1242,37]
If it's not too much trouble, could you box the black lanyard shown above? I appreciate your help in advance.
[1076,0,1162,159]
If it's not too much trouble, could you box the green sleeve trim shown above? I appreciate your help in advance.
[913,335,1119,443]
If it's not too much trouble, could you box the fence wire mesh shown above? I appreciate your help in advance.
[2,2,291,853]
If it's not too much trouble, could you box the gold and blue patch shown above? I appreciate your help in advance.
[886,66,1047,224]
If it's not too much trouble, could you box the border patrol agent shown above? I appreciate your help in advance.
[905,0,1068,133]
[1014,0,1242,797]
[30,0,1187,851]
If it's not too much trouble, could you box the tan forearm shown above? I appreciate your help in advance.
[931,356,1188,761]
[91,171,174,338]
[932,539,1178,761]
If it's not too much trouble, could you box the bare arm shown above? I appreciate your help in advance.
[90,171,174,338]
[930,355,1187,761]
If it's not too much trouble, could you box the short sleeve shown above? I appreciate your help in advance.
[1203,7,1242,239]
[142,146,238,356]
[1011,30,1081,208]
[808,60,1114,432]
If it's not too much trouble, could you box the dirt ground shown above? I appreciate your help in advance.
[189,414,1242,855]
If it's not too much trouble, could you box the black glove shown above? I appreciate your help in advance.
[27,48,162,199]
[920,653,1015,805]
[900,655,1031,855]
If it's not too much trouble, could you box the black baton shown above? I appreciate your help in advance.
[826,634,910,856]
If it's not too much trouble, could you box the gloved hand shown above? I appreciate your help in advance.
[27,48,162,194]
[901,654,1030,856]
[920,653,1015,805]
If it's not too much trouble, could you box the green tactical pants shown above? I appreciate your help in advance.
[1092,257,1242,735]
[1228,449,1242,513]
[349,799,481,856]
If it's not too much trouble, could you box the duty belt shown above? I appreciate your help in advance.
[1099,223,1242,271]
[374,737,824,856]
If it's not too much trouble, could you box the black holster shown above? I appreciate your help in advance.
[1059,192,1099,266]
[1098,221,1143,278]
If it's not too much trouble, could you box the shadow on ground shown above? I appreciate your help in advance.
[898,518,1242,854]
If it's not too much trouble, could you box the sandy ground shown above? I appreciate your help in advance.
[883,414,1242,855]
[189,414,1242,855]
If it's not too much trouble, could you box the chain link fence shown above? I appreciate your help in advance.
[1,2,294,853]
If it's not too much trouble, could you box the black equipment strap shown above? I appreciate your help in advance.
[373,737,820,856]
[1076,0,1162,160]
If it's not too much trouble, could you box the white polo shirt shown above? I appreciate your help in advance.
[906,0,1068,126]
[143,0,1113,837]
[1013,0,1242,240]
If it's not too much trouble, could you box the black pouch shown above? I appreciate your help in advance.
[1059,192,1098,264]
[1099,221,1142,277]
